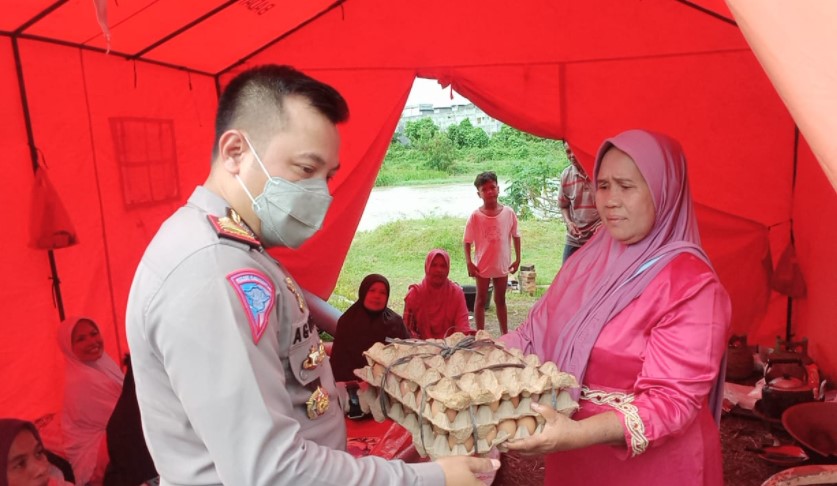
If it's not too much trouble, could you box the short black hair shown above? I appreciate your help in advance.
[474,171,498,188]
[213,65,349,159]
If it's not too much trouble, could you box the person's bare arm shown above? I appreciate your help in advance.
[509,236,521,274]
[464,242,478,277]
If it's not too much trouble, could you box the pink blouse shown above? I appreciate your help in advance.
[509,254,730,485]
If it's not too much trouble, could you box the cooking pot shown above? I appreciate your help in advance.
[759,357,821,419]
[726,335,755,380]
[782,402,837,459]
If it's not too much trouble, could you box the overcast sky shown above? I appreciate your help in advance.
[405,77,469,107]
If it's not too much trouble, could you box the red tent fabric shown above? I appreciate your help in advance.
[1,0,835,421]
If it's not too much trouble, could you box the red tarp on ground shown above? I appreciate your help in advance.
[1,0,835,419]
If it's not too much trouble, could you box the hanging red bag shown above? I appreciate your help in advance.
[770,243,806,297]
[28,168,78,250]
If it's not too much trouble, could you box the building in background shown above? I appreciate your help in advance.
[397,102,504,136]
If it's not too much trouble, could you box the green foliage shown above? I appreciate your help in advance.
[380,122,564,188]
[501,158,565,220]
[447,119,489,149]
[393,119,458,174]
[404,118,439,145]
[487,125,564,160]
[420,132,457,173]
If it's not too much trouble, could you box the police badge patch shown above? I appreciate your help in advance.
[227,270,275,344]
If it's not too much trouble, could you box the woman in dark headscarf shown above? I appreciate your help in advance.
[1,419,52,486]
[501,130,731,486]
[329,274,409,382]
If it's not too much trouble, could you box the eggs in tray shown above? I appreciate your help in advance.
[354,331,578,459]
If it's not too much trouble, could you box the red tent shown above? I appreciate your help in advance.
[2,0,835,419]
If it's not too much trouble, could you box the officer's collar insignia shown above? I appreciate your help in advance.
[303,340,326,370]
[284,277,307,313]
[227,269,275,344]
[306,386,330,419]
[208,208,260,248]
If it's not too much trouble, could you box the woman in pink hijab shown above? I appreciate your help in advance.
[502,130,730,486]
[57,317,123,486]
[403,249,472,339]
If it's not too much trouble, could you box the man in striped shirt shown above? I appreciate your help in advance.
[559,142,602,262]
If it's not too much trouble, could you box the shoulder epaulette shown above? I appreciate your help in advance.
[207,209,261,249]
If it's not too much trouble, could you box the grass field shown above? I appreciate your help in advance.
[328,216,567,336]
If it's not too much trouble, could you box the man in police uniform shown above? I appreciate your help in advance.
[126,65,498,485]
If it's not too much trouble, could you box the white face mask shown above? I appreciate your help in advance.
[236,135,333,248]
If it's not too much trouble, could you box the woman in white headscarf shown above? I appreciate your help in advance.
[57,317,123,486]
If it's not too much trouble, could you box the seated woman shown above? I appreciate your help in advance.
[57,317,124,486]
[403,249,471,339]
[1,418,71,486]
[329,274,409,382]
[500,130,730,485]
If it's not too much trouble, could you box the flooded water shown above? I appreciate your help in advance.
[357,182,509,232]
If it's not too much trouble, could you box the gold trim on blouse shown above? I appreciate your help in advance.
[581,386,648,457]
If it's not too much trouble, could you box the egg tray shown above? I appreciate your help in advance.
[353,331,578,458]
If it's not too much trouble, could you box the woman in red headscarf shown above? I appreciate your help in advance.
[403,249,472,339]
[502,130,731,485]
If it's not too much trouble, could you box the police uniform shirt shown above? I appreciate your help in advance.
[126,186,444,485]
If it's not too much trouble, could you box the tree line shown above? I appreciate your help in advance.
[383,117,570,220]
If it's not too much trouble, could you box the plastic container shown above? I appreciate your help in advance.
[462,284,492,312]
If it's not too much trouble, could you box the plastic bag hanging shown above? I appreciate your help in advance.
[770,242,806,297]
[28,168,78,250]
[93,0,111,52]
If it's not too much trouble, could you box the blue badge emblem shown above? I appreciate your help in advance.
[227,270,276,344]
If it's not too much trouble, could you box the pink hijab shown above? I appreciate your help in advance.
[405,249,470,338]
[503,130,711,398]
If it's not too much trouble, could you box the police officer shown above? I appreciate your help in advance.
[126,65,498,485]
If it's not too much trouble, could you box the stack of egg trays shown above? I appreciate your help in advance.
[354,331,578,459]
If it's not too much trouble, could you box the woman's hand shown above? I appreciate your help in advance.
[504,402,582,455]
[504,403,625,456]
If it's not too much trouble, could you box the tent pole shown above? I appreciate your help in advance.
[674,0,738,26]
[12,35,67,321]
[48,250,66,321]
[785,126,800,343]
[785,297,793,343]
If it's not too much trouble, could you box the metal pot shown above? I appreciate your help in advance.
[760,358,821,418]
[726,335,755,380]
